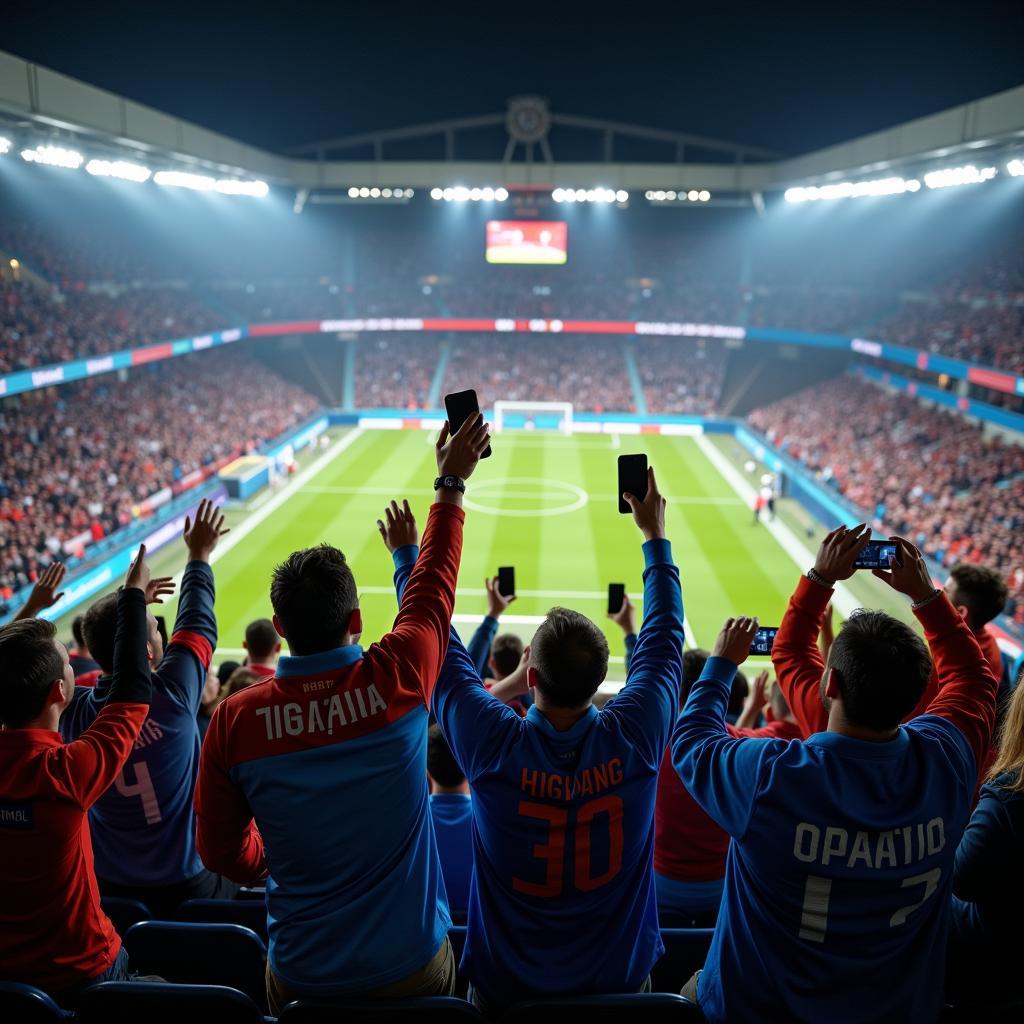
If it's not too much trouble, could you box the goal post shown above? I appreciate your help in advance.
[493,401,574,434]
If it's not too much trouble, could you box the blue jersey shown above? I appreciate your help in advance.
[430,793,474,916]
[672,589,997,1024]
[60,561,216,887]
[396,539,683,1006]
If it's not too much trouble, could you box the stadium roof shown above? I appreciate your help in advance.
[1,48,1022,201]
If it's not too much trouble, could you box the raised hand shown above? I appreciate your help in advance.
[737,669,771,728]
[489,644,532,704]
[125,544,152,594]
[485,575,516,618]
[145,577,176,605]
[872,537,937,604]
[812,524,871,585]
[377,499,419,553]
[623,465,667,542]
[14,561,67,620]
[712,616,760,666]
[608,594,637,636]
[435,413,491,482]
[184,498,230,562]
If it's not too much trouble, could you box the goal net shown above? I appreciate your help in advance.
[493,401,574,434]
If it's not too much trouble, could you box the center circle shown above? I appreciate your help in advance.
[463,477,589,518]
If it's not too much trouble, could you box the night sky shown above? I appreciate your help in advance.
[5,1,1023,157]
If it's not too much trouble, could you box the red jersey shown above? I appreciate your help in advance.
[74,669,102,688]
[0,702,148,991]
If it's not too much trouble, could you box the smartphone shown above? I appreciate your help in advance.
[498,566,515,598]
[750,627,779,656]
[155,615,169,649]
[444,389,491,459]
[617,453,648,514]
[608,583,626,615]
[853,540,898,570]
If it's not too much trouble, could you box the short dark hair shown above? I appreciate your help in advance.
[948,563,1009,629]
[82,593,119,673]
[427,723,465,788]
[826,610,932,731]
[491,633,523,678]
[217,661,241,686]
[680,648,710,709]
[729,670,750,718]
[72,615,86,649]
[245,618,279,662]
[0,619,65,728]
[270,544,358,656]
[530,607,608,709]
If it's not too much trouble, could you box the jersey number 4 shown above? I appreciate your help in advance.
[512,796,624,898]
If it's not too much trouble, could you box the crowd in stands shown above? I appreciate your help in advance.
[637,338,726,415]
[0,352,318,607]
[1,412,1020,1021]
[353,336,438,409]
[748,375,1024,624]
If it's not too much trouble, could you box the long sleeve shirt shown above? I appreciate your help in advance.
[0,588,152,992]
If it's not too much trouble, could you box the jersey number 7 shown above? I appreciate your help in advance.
[512,796,624,898]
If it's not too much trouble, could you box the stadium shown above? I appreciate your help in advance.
[1,8,1023,1021]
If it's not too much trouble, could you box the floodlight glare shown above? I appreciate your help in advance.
[215,178,269,198]
[0,137,11,155]
[21,145,83,169]
[1005,159,1023,177]
[381,188,392,198]
[431,187,443,200]
[616,189,628,202]
[348,186,360,198]
[495,187,508,201]
[154,170,216,191]
[687,190,699,201]
[924,164,997,189]
[85,158,152,182]
[699,190,711,202]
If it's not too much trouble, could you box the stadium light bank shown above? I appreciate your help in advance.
[430,187,510,202]
[784,162,1010,203]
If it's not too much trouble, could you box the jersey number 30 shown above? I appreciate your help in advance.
[512,796,624,898]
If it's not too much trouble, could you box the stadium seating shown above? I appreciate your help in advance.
[121,921,267,1004]
[75,982,267,1024]
[0,981,71,1023]
[176,898,269,940]
[501,993,700,1021]
[278,997,484,1022]
[99,896,153,936]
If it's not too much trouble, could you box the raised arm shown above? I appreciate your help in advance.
[773,525,871,737]
[874,538,997,768]
[672,618,783,838]
[158,498,226,708]
[602,467,684,765]
[953,785,1018,903]
[467,576,513,677]
[371,416,490,703]
[194,702,267,885]
[13,561,66,621]
[608,594,638,673]
[61,548,154,807]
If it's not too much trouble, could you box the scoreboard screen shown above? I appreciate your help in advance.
[486,221,568,265]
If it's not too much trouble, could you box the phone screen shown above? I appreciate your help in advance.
[444,389,492,459]
[750,627,779,656]
[498,566,515,598]
[853,541,898,570]
[617,454,648,514]
[608,583,626,615]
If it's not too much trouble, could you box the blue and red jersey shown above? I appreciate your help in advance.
[394,538,684,1007]
[60,561,216,887]
[430,793,474,917]
[673,577,998,1024]
[195,503,464,995]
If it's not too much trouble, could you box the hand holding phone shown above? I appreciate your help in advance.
[617,454,648,514]
[749,627,779,656]
[607,583,626,615]
[444,390,492,460]
[497,566,515,599]
[852,540,898,570]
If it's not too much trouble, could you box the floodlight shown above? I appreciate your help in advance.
[21,145,83,169]
[616,189,628,202]
[85,159,151,182]
[215,178,269,197]
[1005,159,1023,177]
[495,187,508,201]
[687,190,699,201]
[431,187,443,200]
[348,186,360,198]
[924,164,997,189]
[0,137,11,155]
[699,190,711,201]
[154,170,215,191]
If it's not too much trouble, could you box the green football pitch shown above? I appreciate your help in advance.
[54,427,913,683]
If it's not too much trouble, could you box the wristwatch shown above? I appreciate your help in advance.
[434,475,466,494]
[806,567,834,588]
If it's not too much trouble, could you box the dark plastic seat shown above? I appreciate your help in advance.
[76,982,265,1024]
[100,896,153,936]
[651,928,714,993]
[177,897,269,941]
[122,921,267,1004]
[502,993,700,1020]
[237,886,268,900]
[280,996,484,1022]
[0,981,71,1022]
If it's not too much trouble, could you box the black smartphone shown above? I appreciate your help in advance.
[444,389,491,459]
[155,615,169,649]
[750,627,779,656]
[608,583,626,615]
[617,453,648,514]
[498,566,515,598]
[853,540,898,570]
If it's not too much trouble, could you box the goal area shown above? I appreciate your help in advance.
[493,401,574,434]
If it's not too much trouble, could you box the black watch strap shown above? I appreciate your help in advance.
[434,475,466,494]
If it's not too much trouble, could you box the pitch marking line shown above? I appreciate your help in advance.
[694,434,860,618]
